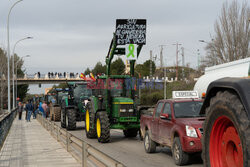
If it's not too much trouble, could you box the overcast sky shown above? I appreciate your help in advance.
[0,0,246,94]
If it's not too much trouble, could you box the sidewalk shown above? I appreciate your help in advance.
[0,115,81,167]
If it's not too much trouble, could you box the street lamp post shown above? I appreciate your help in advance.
[12,37,32,108]
[16,55,30,105]
[199,39,216,65]
[7,0,23,112]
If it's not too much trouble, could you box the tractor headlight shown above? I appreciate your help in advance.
[128,109,134,112]
[186,125,198,138]
[120,109,126,112]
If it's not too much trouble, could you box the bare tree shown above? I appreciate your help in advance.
[203,0,250,66]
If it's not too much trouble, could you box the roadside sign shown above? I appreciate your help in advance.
[172,91,199,99]
[126,44,137,60]
[116,19,146,45]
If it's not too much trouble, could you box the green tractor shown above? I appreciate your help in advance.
[49,88,68,121]
[85,34,143,143]
[61,82,92,130]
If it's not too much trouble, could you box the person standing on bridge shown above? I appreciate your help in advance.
[25,100,33,122]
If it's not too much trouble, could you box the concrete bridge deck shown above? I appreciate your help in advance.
[0,116,81,167]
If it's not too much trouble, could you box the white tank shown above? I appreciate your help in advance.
[194,57,250,98]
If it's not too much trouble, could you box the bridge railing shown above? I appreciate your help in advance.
[37,114,125,167]
[0,109,17,150]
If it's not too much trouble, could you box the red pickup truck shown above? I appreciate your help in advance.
[140,98,204,166]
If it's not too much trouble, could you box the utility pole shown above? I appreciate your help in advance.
[181,47,185,67]
[159,45,166,69]
[150,50,152,79]
[164,65,167,99]
[173,42,182,80]
[197,49,200,69]
[158,45,167,99]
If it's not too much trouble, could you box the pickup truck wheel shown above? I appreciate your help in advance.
[96,112,110,143]
[123,129,138,137]
[172,137,189,165]
[60,108,66,128]
[203,91,250,167]
[85,103,97,138]
[144,131,156,153]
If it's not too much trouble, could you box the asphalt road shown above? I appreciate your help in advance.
[55,122,203,167]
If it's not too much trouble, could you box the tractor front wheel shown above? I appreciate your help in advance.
[96,112,110,143]
[66,109,76,130]
[85,103,97,138]
[203,91,250,167]
[60,108,66,128]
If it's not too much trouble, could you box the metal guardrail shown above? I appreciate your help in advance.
[37,114,125,167]
[0,109,17,150]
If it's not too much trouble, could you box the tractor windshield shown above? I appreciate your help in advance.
[47,95,56,104]
[109,78,131,97]
[58,92,68,104]
[74,84,92,100]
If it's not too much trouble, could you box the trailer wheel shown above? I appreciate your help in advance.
[144,131,156,153]
[172,137,189,165]
[85,103,97,138]
[203,91,250,167]
[61,108,66,128]
[54,107,61,122]
[66,109,76,130]
[96,112,110,143]
[123,129,138,137]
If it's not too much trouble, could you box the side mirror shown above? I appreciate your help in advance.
[160,113,169,119]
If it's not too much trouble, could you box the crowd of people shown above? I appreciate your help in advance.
[33,72,79,79]
[17,100,49,121]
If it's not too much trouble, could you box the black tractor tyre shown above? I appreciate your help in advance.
[123,128,138,138]
[172,137,189,166]
[144,131,156,153]
[96,112,110,143]
[85,102,97,138]
[66,109,76,130]
[54,107,61,122]
[202,91,250,167]
[61,108,66,128]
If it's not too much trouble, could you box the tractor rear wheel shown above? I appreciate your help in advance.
[123,129,138,137]
[203,91,250,167]
[54,107,61,122]
[66,109,76,130]
[96,112,110,143]
[61,108,66,128]
[85,103,97,138]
